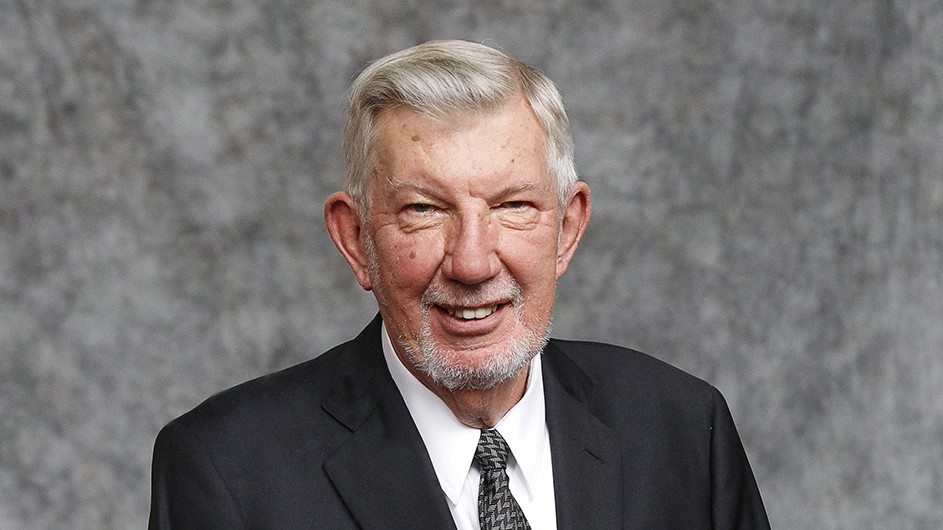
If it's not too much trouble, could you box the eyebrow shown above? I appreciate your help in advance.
[493,182,541,200]
[386,180,437,196]
[386,179,550,202]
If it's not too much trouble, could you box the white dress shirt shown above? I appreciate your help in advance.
[381,324,557,529]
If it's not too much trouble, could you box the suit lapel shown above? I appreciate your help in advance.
[319,321,624,528]
[543,342,624,528]
[321,317,457,529]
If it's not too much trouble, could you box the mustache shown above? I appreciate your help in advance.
[421,277,523,309]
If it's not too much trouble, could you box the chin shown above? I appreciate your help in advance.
[401,328,548,391]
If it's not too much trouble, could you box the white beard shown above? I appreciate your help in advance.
[364,234,551,390]
[399,278,550,390]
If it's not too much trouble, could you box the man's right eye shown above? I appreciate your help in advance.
[406,203,436,214]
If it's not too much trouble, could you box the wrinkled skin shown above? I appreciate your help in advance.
[325,98,591,427]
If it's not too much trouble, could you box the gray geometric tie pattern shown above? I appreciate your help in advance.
[475,429,531,530]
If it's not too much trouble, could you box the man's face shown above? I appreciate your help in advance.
[359,98,582,391]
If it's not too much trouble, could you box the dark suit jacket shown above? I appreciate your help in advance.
[150,316,769,529]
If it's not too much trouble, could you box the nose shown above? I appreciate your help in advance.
[442,211,500,285]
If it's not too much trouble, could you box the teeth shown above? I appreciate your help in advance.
[449,305,498,320]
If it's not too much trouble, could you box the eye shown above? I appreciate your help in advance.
[492,199,540,230]
[406,203,438,214]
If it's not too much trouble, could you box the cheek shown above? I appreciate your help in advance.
[499,230,561,313]
[376,234,443,290]
[499,228,560,273]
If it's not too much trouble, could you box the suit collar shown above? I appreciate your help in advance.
[542,341,624,528]
[321,316,457,529]
[319,319,624,529]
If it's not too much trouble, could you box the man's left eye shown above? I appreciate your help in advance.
[501,201,527,209]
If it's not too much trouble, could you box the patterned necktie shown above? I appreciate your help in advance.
[475,429,531,530]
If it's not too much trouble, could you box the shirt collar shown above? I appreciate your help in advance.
[492,348,547,502]
[381,322,547,504]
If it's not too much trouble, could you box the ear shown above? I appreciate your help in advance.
[324,192,374,291]
[555,181,592,279]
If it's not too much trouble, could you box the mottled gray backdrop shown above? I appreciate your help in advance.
[2,0,941,528]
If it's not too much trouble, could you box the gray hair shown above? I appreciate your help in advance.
[343,40,578,215]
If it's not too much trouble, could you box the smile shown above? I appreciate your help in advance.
[445,305,499,320]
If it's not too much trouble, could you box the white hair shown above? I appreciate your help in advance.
[343,40,578,215]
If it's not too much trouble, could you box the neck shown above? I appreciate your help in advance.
[428,368,530,429]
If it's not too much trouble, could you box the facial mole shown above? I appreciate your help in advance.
[411,135,421,142]
[409,251,416,259]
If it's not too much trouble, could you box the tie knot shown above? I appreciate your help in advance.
[475,429,511,471]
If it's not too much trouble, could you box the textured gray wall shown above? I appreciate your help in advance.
[2,0,941,528]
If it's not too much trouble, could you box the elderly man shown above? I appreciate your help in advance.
[150,40,769,529]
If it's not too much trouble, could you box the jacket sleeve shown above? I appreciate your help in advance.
[709,388,772,529]
[149,420,244,529]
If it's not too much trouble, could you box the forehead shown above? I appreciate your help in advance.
[371,99,549,185]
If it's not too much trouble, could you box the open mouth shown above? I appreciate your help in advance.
[444,304,502,320]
